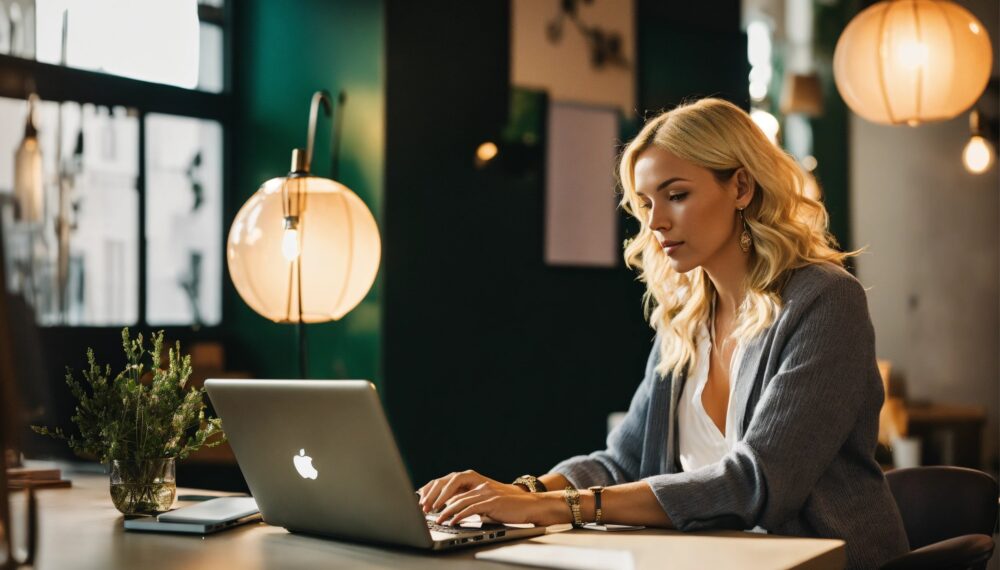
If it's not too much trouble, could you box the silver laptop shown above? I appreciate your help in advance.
[204,379,545,550]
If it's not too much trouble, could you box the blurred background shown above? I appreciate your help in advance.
[0,0,997,496]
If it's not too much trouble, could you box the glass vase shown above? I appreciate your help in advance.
[109,458,176,515]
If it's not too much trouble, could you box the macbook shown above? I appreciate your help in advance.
[204,379,546,550]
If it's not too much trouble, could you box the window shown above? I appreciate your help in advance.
[145,114,222,326]
[0,2,230,328]
[33,0,224,93]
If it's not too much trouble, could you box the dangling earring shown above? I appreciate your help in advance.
[738,207,753,253]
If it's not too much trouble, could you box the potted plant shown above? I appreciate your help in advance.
[33,328,226,515]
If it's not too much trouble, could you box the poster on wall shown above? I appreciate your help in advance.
[511,0,635,115]
[544,102,619,268]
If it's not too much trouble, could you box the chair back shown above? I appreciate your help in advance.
[886,466,999,550]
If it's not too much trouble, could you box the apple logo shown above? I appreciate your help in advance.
[293,449,319,480]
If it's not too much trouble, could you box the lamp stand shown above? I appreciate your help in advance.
[293,89,346,379]
[296,319,307,379]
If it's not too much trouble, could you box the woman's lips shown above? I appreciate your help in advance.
[662,241,684,255]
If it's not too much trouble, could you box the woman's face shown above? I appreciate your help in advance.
[633,145,747,274]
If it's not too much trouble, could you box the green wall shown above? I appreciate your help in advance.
[381,0,747,487]
[228,0,384,384]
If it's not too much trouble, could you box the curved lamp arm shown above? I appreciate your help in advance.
[303,90,348,177]
[304,91,331,174]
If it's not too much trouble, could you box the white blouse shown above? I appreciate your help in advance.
[677,305,746,473]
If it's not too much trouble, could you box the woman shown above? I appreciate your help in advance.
[417,98,909,569]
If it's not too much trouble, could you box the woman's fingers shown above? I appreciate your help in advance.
[435,492,488,525]
[431,470,481,512]
[419,474,454,512]
[445,496,500,526]
[445,483,487,507]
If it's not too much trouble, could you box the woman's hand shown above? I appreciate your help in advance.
[433,483,568,527]
[417,470,523,514]
[417,470,568,526]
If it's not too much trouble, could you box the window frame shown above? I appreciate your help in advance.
[0,1,234,332]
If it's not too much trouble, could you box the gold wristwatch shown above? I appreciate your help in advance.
[512,475,547,493]
[563,486,583,527]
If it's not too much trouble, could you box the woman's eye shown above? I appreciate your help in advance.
[639,202,652,210]
[668,192,687,202]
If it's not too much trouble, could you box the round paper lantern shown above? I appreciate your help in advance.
[227,174,381,323]
[833,0,993,126]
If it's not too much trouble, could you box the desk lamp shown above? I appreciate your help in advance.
[227,91,380,377]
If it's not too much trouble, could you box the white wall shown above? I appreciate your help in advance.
[850,0,1000,468]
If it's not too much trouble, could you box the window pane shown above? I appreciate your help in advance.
[198,23,224,93]
[33,0,224,92]
[0,98,139,325]
[145,114,222,327]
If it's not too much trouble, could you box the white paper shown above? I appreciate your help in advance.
[581,523,645,532]
[544,102,620,268]
[476,544,636,570]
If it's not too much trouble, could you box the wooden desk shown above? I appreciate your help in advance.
[14,472,845,570]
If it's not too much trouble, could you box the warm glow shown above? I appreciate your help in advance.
[963,136,994,174]
[281,227,300,261]
[894,39,929,70]
[834,0,993,125]
[476,141,499,163]
[802,155,818,172]
[228,176,381,323]
[750,109,780,144]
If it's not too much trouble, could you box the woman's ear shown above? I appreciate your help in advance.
[735,168,754,207]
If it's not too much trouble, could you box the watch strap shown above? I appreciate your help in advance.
[563,486,583,527]
[588,486,604,524]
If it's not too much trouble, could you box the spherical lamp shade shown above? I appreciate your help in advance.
[833,0,993,126]
[227,175,381,323]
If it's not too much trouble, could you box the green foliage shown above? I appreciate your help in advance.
[32,328,226,463]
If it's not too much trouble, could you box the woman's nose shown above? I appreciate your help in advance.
[648,205,670,232]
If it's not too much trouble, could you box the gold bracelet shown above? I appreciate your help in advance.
[563,486,583,527]
[512,475,547,493]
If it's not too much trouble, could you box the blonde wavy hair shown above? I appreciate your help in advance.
[619,98,855,379]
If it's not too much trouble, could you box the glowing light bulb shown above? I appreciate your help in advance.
[282,227,300,261]
[476,141,498,162]
[475,141,499,168]
[962,135,994,174]
[895,39,928,70]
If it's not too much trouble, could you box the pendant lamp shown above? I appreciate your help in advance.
[14,95,43,222]
[227,91,381,376]
[833,0,992,126]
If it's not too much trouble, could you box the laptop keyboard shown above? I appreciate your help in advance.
[426,519,464,534]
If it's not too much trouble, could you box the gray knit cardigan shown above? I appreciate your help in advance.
[551,263,910,569]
